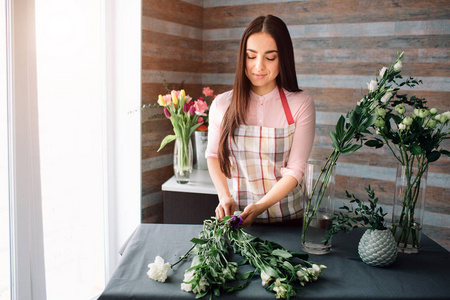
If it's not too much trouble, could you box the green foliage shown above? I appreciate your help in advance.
[326,186,387,242]
[179,216,325,299]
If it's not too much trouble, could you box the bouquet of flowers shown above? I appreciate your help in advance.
[364,53,450,250]
[154,89,208,179]
[147,215,326,299]
[301,52,426,248]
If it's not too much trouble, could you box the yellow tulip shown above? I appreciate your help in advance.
[172,91,178,106]
[157,94,165,106]
[180,89,185,101]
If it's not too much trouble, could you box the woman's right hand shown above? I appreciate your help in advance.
[215,195,235,220]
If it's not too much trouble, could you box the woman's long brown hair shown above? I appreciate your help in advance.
[218,15,301,178]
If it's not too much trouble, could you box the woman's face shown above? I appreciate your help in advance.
[245,32,279,95]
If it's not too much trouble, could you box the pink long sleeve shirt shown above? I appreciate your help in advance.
[206,86,316,185]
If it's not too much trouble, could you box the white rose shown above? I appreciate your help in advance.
[147,256,171,282]
[402,116,413,126]
[380,92,393,103]
[379,67,388,79]
[394,60,402,71]
[367,80,378,92]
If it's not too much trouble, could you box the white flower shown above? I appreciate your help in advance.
[430,108,438,115]
[367,80,378,92]
[380,91,393,103]
[398,123,407,131]
[394,60,402,71]
[273,279,290,299]
[180,270,195,292]
[296,269,307,282]
[357,98,364,106]
[402,116,413,126]
[395,104,406,114]
[379,67,388,79]
[374,118,385,127]
[425,119,437,129]
[147,256,171,282]
[192,275,209,294]
[260,270,272,287]
[375,108,386,117]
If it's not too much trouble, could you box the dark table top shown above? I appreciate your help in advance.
[99,223,450,299]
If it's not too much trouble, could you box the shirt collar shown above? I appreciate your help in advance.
[249,85,279,101]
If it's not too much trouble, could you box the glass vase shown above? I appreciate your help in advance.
[301,160,336,255]
[391,162,428,254]
[173,137,193,184]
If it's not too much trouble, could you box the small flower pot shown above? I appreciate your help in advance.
[358,229,397,267]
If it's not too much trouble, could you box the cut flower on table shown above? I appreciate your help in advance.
[146,215,326,299]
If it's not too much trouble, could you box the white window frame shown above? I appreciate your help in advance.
[6,0,141,297]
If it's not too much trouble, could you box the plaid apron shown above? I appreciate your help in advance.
[229,87,303,223]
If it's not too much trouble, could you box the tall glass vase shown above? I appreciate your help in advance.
[173,137,193,184]
[391,162,428,254]
[301,160,336,255]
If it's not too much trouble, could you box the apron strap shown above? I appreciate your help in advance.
[278,87,294,125]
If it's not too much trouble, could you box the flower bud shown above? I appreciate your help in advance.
[182,102,189,113]
[417,108,429,119]
[379,67,388,79]
[157,94,166,106]
[164,107,171,119]
[399,123,407,131]
[367,80,378,92]
[374,118,385,127]
[425,119,437,129]
[380,92,393,103]
[180,89,186,100]
[430,108,438,115]
[402,116,413,126]
[189,105,196,115]
[171,91,178,106]
[395,104,405,114]
[394,60,402,71]
[375,108,386,117]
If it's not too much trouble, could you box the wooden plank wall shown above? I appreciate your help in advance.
[141,0,450,249]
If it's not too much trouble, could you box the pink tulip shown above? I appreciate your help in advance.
[183,103,189,113]
[162,94,172,106]
[189,105,196,115]
[164,107,171,118]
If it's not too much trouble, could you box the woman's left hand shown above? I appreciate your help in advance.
[240,203,264,228]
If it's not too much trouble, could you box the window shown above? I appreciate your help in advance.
[35,0,105,298]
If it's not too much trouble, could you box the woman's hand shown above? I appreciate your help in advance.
[240,203,264,228]
[215,195,235,220]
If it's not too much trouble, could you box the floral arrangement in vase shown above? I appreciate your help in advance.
[300,52,444,254]
[153,89,208,183]
[326,186,398,267]
[147,215,326,299]
[364,53,450,252]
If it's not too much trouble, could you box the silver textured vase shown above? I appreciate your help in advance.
[358,229,397,267]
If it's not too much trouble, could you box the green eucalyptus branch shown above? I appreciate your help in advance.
[325,186,387,243]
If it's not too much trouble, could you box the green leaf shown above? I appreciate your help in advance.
[365,139,383,148]
[261,266,278,278]
[329,130,340,150]
[336,115,345,139]
[271,249,293,259]
[190,237,208,244]
[427,151,441,163]
[157,134,177,152]
[410,145,423,155]
[441,149,450,157]
[341,144,362,154]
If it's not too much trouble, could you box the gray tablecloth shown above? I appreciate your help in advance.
[99,223,450,299]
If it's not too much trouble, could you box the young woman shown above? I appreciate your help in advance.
[205,15,315,227]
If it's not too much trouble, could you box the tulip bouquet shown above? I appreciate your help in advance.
[364,54,450,251]
[147,215,326,299]
[301,52,424,249]
[155,90,208,180]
